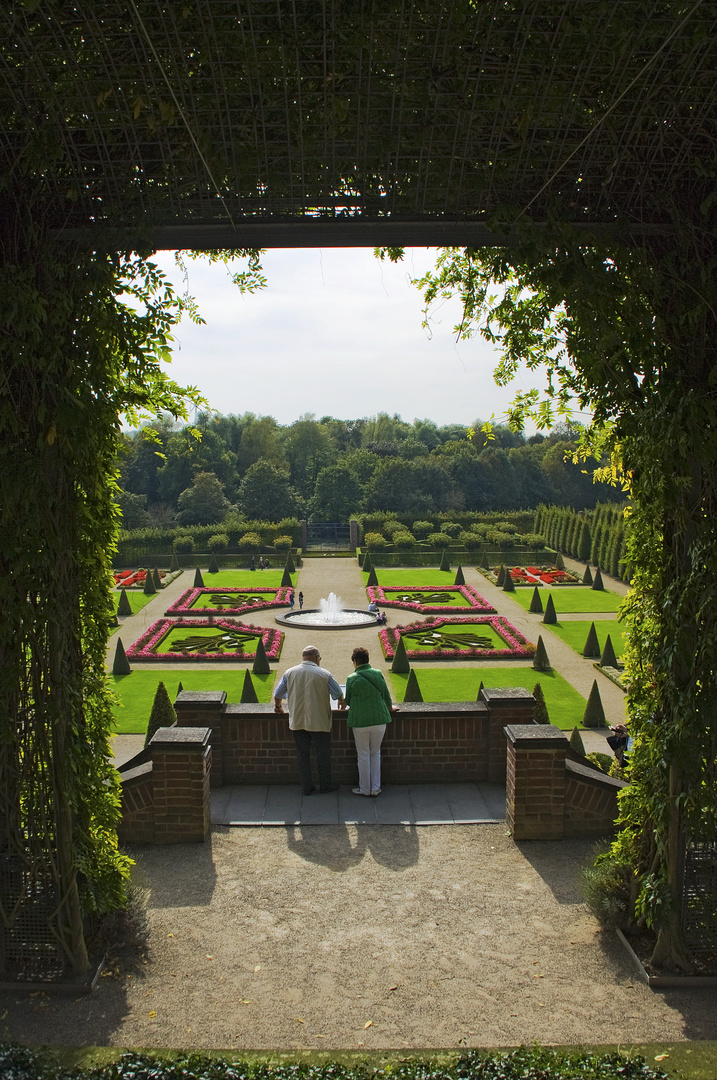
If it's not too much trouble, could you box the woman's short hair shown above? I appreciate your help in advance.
[351,647,369,666]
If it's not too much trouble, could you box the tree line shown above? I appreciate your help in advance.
[116,411,623,528]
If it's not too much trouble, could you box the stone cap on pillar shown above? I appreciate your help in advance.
[149,726,211,750]
[175,691,227,709]
[504,723,568,748]
[480,687,535,707]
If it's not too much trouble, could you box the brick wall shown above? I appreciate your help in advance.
[118,726,211,844]
[174,689,535,787]
[505,724,627,840]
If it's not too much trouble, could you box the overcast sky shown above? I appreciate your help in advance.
[152,247,556,429]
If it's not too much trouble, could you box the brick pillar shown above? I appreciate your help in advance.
[300,519,308,551]
[349,520,359,551]
[150,726,212,843]
[481,687,536,782]
[174,691,226,787]
[504,724,568,840]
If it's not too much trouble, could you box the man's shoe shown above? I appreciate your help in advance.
[319,783,340,793]
[302,786,315,796]
[352,788,370,796]
[370,789,381,797]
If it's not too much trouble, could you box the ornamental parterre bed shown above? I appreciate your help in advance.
[126,618,283,661]
[379,615,535,661]
[366,583,496,614]
[165,585,291,617]
[482,564,582,586]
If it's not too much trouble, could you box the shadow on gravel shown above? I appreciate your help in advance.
[284,823,420,871]
[514,837,595,905]
[133,836,218,908]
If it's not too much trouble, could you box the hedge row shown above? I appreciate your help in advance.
[534,504,629,581]
[116,517,301,561]
[355,509,537,537]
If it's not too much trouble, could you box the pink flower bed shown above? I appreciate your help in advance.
[165,586,291,617]
[366,584,495,614]
[379,615,535,661]
[126,618,283,662]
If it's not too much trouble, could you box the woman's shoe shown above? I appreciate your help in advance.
[370,789,381,797]
[352,787,370,796]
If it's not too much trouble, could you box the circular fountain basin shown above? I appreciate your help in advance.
[275,608,378,630]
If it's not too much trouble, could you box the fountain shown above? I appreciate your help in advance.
[275,591,378,630]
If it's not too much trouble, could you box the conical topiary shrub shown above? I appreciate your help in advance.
[117,588,132,617]
[391,635,410,674]
[592,566,605,591]
[152,566,162,589]
[533,682,550,724]
[112,637,131,676]
[403,668,424,703]
[439,549,451,572]
[208,552,219,574]
[362,550,372,572]
[454,565,465,586]
[583,622,601,658]
[555,551,565,570]
[582,564,593,586]
[529,586,543,614]
[281,566,292,587]
[502,570,516,592]
[177,681,184,696]
[480,552,489,570]
[193,567,205,588]
[532,635,551,672]
[583,679,607,727]
[600,634,618,669]
[252,635,271,675]
[170,553,180,572]
[542,594,557,624]
[144,681,177,747]
[108,613,119,628]
[240,669,259,703]
[367,565,378,587]
[476,680,485,700]
[142,569,156,595]
[569,726,586,756]
[496,564,506,587]
[285,551,296,574]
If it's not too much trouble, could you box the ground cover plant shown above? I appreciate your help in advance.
[546,619,627,660]
[0,1044,672,1080]
[165,585,291,616]
[126,619,283,662]
[367,583,495,614]
[380,615,534,661]
[110,670,274,732]
[510,586,622,614]
[387,666,587,729]
[362,568,455,587]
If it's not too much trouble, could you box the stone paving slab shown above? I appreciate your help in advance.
[211,782,506,826]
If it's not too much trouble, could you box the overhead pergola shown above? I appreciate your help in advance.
[2,1,715,250]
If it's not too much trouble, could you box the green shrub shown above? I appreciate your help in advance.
[252,636,271,675]
[117,588,132,617]
[382,517,406,538]
[238,531,262,551]
[144,681,176,747]
[493,520,519,533]
[580,841,631,928]
[569,726,586,756]
[391,635,410,674]
[172,534,194,553]
[583,622,600,658]
[412,519,434,538]
[403,668,424,702]
[585,751,613,773]
[529,586,543,614]
[601,634,618,668]
[363,531,387,550]
[393,530,416,550]
[542,594,557,624]
[273,534,293,551]
[533,682,550,724]
[532,635,551,672]
[207,552,220,574]
[207,532,229,552]
[458,530,482,551]
[454,565,465,586]
[522,532,546,549]
[112,637,131,676]
[583,679,607,727]
[427,531,452,549]
[440,521,461,537]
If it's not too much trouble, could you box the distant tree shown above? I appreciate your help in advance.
[176,471,229,526]
[310,464,363,520]
[238,459,301,521]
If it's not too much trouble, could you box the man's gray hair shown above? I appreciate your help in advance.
[302,645,320,658]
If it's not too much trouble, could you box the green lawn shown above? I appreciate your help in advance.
[188,590,278,610]
[400,623,509,651]
[510,585,623,613]
[114,590,156,616]
[546,619,627,659]
[363,568,456,587]
[387,666,587,729]
[378,588,472,608]
[160,624,263,656]
[110,670,275,733]
[199,569,292,588]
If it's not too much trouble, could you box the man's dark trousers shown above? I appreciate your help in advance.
[292,729,333,793]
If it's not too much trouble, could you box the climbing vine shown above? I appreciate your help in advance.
[0,188,262,974]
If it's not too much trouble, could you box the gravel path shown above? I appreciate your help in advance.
[3,825,716,1050]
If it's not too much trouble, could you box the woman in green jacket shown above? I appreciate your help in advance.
[345,646,398,796]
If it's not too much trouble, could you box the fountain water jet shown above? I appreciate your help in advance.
[275,591,378,630]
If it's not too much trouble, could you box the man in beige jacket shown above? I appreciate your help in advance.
[274,645,345,794]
